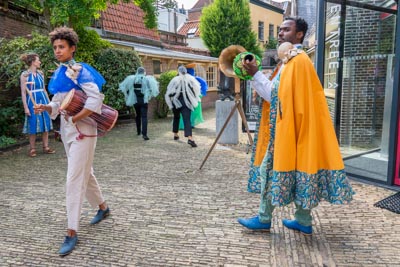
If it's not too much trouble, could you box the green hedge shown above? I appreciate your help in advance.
[0,32,53,140]
[75,28,112,65]
[93,48,142,112]
[155,70,177,118]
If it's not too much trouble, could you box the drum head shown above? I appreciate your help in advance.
[60,89,75,110]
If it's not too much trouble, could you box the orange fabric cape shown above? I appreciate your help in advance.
[255,53,344,173]
[252,64,281,167]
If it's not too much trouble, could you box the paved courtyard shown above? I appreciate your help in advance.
[1,108,400,266]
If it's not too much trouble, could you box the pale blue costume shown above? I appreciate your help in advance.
[119,67,159,138]
[118,67,159,107]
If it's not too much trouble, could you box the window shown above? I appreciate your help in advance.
[258,21,264,41]
[206,66,217,88]
[153,60,161,74]
[187,27,197,38]
[269,24,274,39]
[276,26,280,38]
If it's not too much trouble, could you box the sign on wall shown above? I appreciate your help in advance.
[242,80,262,132]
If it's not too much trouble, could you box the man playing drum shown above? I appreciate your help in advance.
[35,27,110,256]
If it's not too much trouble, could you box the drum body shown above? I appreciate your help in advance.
[61,89,118,135]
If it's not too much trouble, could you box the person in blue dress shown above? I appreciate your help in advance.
[20,53,55,157]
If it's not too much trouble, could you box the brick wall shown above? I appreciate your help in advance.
[0,5,48,39]
[339,8,394,148]
[0,4,49,105]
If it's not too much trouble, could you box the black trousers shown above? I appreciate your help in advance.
[134,102,148,136]
[172,104,192,137]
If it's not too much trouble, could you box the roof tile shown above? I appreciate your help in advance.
[101,3,160,41]
[178,20,201,37]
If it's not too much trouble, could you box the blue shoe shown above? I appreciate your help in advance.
[90,207,110,224]
[58,235,78,256]
[237,215,271,231]
[282,219,312,235]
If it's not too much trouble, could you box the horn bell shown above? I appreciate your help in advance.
[219,45,246,77]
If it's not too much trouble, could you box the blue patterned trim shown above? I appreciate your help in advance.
[247,98,264,193]
[267,169,355,209]
[247,166,261,193]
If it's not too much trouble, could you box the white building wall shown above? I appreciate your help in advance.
[158,8,188,32]
[187,38,207,50]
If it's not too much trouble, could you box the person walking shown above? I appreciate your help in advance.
[237,17,354,235]
[119,67,159,140]
[178,64,208,129]
[165,65,201,147]
[20,53,55,157]
[35,26,110,255]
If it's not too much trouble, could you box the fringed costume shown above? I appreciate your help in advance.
[119,67,159,138]
[165,66,201,138]
[178,67,208,129]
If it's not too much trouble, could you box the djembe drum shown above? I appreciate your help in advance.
[61,89,118,136]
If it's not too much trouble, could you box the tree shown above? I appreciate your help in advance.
[9,0,157,29]
[199,0,263,58]
[155,0,177,10]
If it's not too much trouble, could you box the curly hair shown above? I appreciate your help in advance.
[284,17,308,43]
[49,27,79,47]
[20,53,39,66]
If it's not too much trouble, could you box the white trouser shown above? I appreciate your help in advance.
[63,121,104,231]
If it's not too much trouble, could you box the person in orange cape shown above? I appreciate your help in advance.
[238,17,354,235]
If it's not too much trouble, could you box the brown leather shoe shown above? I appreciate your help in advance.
[43,147,55,154]
[29,148,37,157]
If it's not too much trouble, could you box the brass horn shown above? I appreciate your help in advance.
[218,45,246,77]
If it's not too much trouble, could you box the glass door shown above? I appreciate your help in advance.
[324,1,397,183]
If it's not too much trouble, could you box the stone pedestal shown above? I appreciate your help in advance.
[216,100,238,144]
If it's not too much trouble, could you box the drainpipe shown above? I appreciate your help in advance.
[315,0,326,84]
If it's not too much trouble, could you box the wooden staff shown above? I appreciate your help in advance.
[25,82,37,107]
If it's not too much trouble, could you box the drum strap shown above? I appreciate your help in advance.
[75,124,98,140]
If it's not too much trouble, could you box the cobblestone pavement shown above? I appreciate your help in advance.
[1,108,400,266]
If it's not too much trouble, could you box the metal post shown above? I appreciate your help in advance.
[315,0,326,84]
[387,6,400,186]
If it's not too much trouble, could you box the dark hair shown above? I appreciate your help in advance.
[20,53,39,66]
[49,27,79,47]
[284,17,308,43]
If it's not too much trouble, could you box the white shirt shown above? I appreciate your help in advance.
[250,66,282,103]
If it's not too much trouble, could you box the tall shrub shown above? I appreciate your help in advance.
[0,98,24,140]
[0,33,53,139]
[75,28,112,65]
[200,0,263,58]
[94,48,142,111]
[0,32,53,93]
[155,70,177,118]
